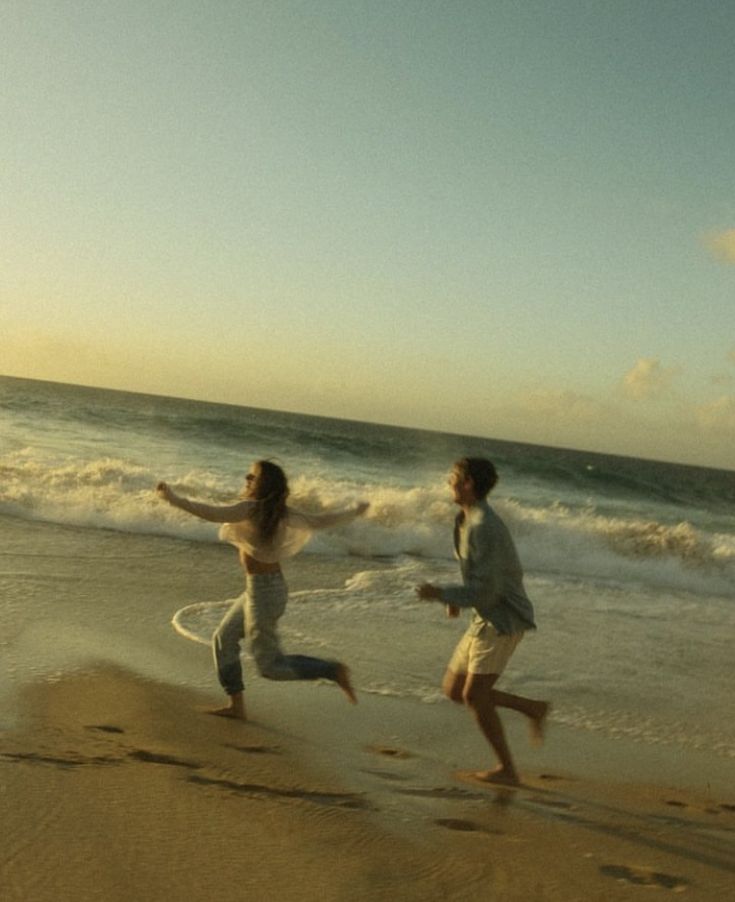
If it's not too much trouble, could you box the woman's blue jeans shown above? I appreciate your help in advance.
[212,571,338,696]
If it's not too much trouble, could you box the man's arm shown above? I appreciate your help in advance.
[415,582,460,618]
[421,520,503,609]
[417,581,476,608]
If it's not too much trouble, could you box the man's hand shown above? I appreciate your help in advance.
[416,582,442,601]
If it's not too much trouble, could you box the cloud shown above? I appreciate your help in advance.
[621,358,678,401]
[705,229,735,263]
[483,375,734,469]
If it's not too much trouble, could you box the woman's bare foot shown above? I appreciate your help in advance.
[206,693,246,720]
[473,766,520,787]
[529,701,550,746]
[334,663,357,704]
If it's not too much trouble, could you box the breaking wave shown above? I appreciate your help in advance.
[1,450,732,597]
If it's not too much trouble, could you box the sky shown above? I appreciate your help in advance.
[2,1,734,470]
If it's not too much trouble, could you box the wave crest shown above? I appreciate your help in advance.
[0,450,731,596]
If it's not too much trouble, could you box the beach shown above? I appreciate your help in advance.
[4,0,735,893]
[2,516,733,902]
[1,377,734,899]
[4,665,734,902]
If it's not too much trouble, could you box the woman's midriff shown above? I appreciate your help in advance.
[241,552,281,575]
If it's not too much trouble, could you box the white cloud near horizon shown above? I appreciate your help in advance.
[493,375,733,468]
[705,229,735,264]
[621,358,679,401]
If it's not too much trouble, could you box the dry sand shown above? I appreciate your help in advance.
[1,666,733,902]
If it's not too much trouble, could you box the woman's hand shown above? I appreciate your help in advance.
[156,481,175,504]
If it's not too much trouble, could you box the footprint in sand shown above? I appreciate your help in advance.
[224,743,281,756]
[2,750,120,768]
[127,749,202,769]
[434,817,503,835]
[395,785,482,801]
[365,744,413,759]
[361,768,411,782]
[434,818,481,832]
[599,864,689,890]
[528,795,575,810]
[187,773,370,810]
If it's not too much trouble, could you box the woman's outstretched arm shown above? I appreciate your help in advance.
[156,481,254,523]
[299,501,369,530]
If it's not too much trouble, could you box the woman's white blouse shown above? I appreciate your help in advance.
[218,506,359,563]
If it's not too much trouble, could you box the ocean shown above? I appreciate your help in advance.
[1,374,733,773]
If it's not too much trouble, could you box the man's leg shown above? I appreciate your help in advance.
[443,631,515,776]
[490,688,550,744]
[462,672,521,785]
[443,628,472,703]
[444,628,550,782]
[442,668,466,704]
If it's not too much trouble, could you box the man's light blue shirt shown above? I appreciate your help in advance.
[439,500,536,635]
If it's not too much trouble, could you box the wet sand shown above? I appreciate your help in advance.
[1,666,733,902]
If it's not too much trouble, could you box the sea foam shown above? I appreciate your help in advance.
[1,450,732,597]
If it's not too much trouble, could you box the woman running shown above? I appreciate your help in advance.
[157,459,369,720]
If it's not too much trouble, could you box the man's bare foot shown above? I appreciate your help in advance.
[529,701,550,746]
[206,694,246,720]
[334,663,357,704]
[473,767,520,787]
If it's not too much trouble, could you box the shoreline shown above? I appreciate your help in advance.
[2,510,733,801]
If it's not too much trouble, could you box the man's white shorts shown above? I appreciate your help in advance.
[448,621,523,676]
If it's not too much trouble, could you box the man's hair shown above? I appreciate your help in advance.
[454,457,498,499]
